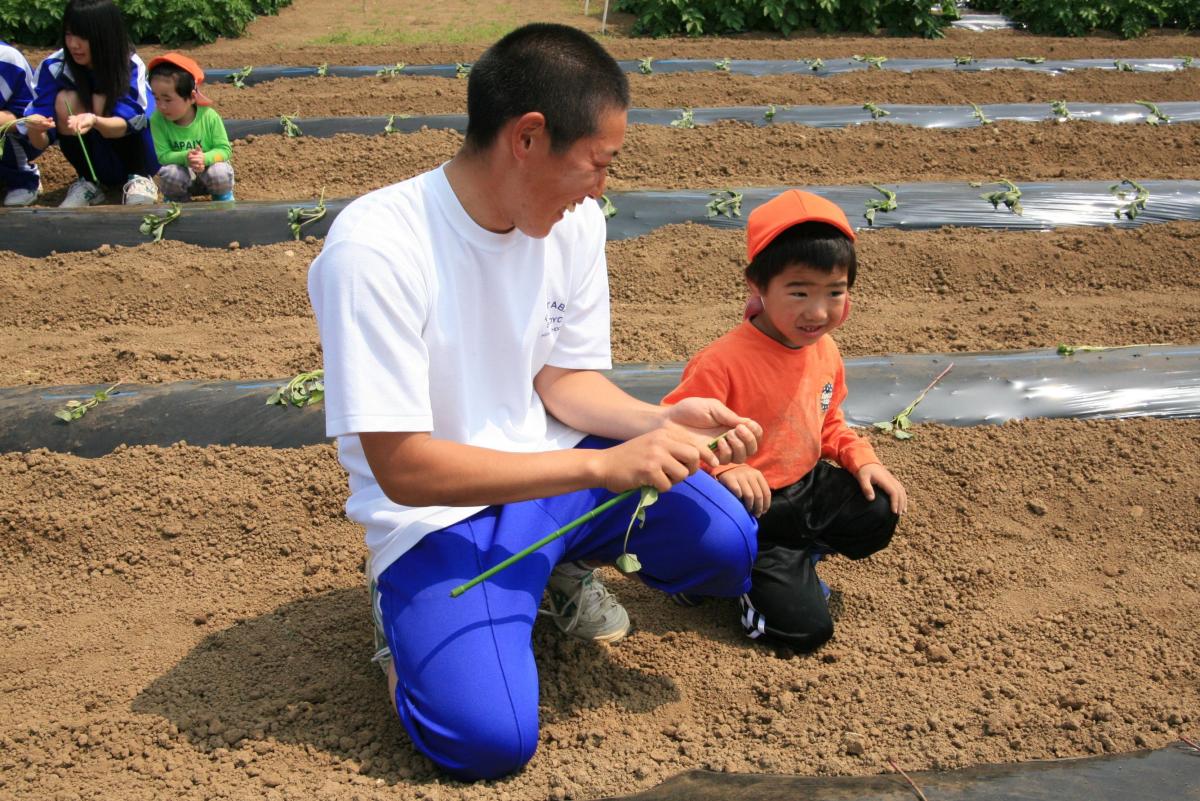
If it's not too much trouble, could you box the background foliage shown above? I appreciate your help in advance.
[0,0,292,46]
[614,0,961,38]
[969,0,1198,38]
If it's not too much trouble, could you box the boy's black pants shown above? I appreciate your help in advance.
[741,461,898,652]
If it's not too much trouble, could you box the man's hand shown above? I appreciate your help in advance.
[856,463,908,515]
[660,396,762,466]
[717,464,771,517]
[589,428,710,494]
[187,147,205,172]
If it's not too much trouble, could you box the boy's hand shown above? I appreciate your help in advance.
[718,465,771,517]
[187,148,205,172]
[660,396,762,466]
[856,463,908,515]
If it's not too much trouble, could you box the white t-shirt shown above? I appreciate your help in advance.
[308,165,612,579]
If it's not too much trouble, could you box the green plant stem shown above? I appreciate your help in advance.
[63,99,99,183]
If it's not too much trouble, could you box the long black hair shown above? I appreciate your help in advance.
[61,0,132,116]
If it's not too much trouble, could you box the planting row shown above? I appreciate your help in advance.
[3,222,1197,385]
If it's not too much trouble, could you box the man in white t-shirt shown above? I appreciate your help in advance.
[308,24,762,780]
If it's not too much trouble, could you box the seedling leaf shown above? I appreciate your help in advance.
[1134,100,1169,125]
[229,65,252,88]
[266,369,325,408]
[1110,178,1149,220]
[1050,100,1072,121]
[852,54,887,70]
[455,62,471,79]
[670,107,696,129]
[600,194,617,219]
[375,62,406,77]
[138,203,182,242]
[1114,59,1133,72]
[763,104,777,122]
[873,364,953,440]
[863,101,890,120]
[713,57,732,72]
[706,189,743,218]
[53,383,121,423]
[638,57,653,74]
[978,178,1024,216]
[1015,56,1045,64]
[953,55,975,66]
[316,62,328,77]
[279,113,302,137]
[803,57,825,71]
[864,183,897,226]
[287,187,327,240]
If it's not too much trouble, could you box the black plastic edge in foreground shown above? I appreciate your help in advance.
[4,180,1200,257]
[602,746,1198,801]
[206,58,1192,85]
[223,102,1200,141]
[4,346,1198,457]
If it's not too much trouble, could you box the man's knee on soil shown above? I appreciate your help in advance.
[409,709,537,781]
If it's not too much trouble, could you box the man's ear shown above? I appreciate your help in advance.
[509,111,547,163]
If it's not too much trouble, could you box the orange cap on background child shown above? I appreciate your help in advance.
[146,52,213,106]
[745,189,856,262]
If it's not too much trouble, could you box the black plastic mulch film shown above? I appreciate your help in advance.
[3,180,1196,256]
[222,102,1200,140]
[5,346,1198,457]
[206,57,1193,85]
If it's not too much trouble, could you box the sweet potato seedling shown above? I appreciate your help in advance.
[1114,59,1133,72]
[873,363,953,440]
[0,116,32,159]
[279,113,302,137]
[1057,342,1167,356]
[975,178,1023,216]
[1181,56,1195,68]
[139,203,181,242]
[864,184,897,225]
[1050,100,1072,121]
[615,486,658,574]
[863,102,890,120]
[375,62,406,77]
[455,62,471,79]
[713,57,732,72]
[54,383,121,423]
[600,194,617,219]
[853,54,887,70]
[288,187,326,240]
[316,62,328,77]
[229,65,252,88]
[970,102,992,125]
[1135,100,1170,125]
[1110,178,1149,220]
[670,107,696,129]
[953,55,975,66]
[267,369,324,407]
[383,113,411,135]
[1015,56,1045,64]
[638,57,653,74]
[706,189,743,218]
[803,57,825,71]
[763,104,777,122]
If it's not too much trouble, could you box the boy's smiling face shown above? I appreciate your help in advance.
[749,262,849,348]
[150,75,196,125]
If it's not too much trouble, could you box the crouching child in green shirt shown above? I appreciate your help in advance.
[147,53,234,201]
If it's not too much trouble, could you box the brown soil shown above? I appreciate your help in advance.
[201,70,1200,120]
[2,418,1198,801]
[27,119,1200,205]
[3,222,1198,385]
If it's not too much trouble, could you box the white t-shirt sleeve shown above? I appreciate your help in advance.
[309,237,433,438]
[546,202,612,371]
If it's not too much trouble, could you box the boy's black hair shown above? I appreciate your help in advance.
[746,222,858,289]
[61,0,132,118]
[149,63,196,100]
[464,23,629,154]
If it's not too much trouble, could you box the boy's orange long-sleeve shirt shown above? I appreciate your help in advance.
[662,321,879,490]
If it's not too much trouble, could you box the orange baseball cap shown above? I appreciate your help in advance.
[146,52,213,106]
[746,189,855,262]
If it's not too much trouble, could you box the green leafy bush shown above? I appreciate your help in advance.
[615,0,960,38]
[967,0,1198,38]
[0,0,292,46]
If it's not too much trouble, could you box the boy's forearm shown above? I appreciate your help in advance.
[534,366,664,441]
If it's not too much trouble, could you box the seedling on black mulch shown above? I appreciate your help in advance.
[455,63,471,79]
[316,62,328,77]
[267,370,324,407]
[713,57,731,72]
[1050,100,1072,121]
[638,57,653,74]
[288,188,326,240]
[706,189,743,218]
[1135,100,1170,125]
[803,57,825,71]
[763,104,777,122]
[1110,178,1149,220]
[853,54,887,70]
[1114,59,1133,72]
[229,65,253,88]
[600,194,617,219]
[55,383,121,423]
[974,178,1023,216]
[670,107,696,129]
[970,102,992,125]
[1015,56,1045,64]
[864,184,897,225]
[383,113,411,134]
[139,203,181,242]
[375,62,406,77]
[279,113,302,137]
[874,363,953,440]
[863,102,890,120]
[953,55,975,66]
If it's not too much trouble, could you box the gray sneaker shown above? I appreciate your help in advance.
[541,562,631,643]
[366,554,391,674]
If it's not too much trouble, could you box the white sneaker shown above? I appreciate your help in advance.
[60,178,105,208]
[541,562,631,643]
[4,184,40,207]
[122,174,158,205]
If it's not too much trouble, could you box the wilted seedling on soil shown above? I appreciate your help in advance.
[1015,56,1045,64]
[1135,100,1170,125]
[375,62,406,77]
[854,54,892,70]
[1050,100,1072,121]
[455,62,471,79]
[288,187,327,240]
[139,203,181,242]
[638,57,653,74]
[864,184,897,226]
[873,364,953,440]
[228,65,253,88]
[54,383,121,423]
[803,57,825,71]
[969,102,992,125]
[975,178,1024,216]
[713,57,732,72]
[863,102,890,120]
[1110,178,1149,220]
[953,55,975,66]
[600,194,617,219]
[670,107,696,129]
[316,62,328,77]
[267,369,324,407]
[1114,59,1133,72]
[279,113,302,137]
[706,189,743,218]
[1057,342,1167,356]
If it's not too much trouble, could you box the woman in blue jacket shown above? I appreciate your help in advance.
[23,0,159,207]
[0,41,42,206]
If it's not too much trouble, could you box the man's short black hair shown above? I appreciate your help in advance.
[464,23,630,153]
[149,63,195,99]
[746,222,858,289]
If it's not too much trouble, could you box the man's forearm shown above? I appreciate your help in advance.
[534,366,664,441]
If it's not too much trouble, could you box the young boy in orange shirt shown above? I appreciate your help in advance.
[662,190,907,652]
